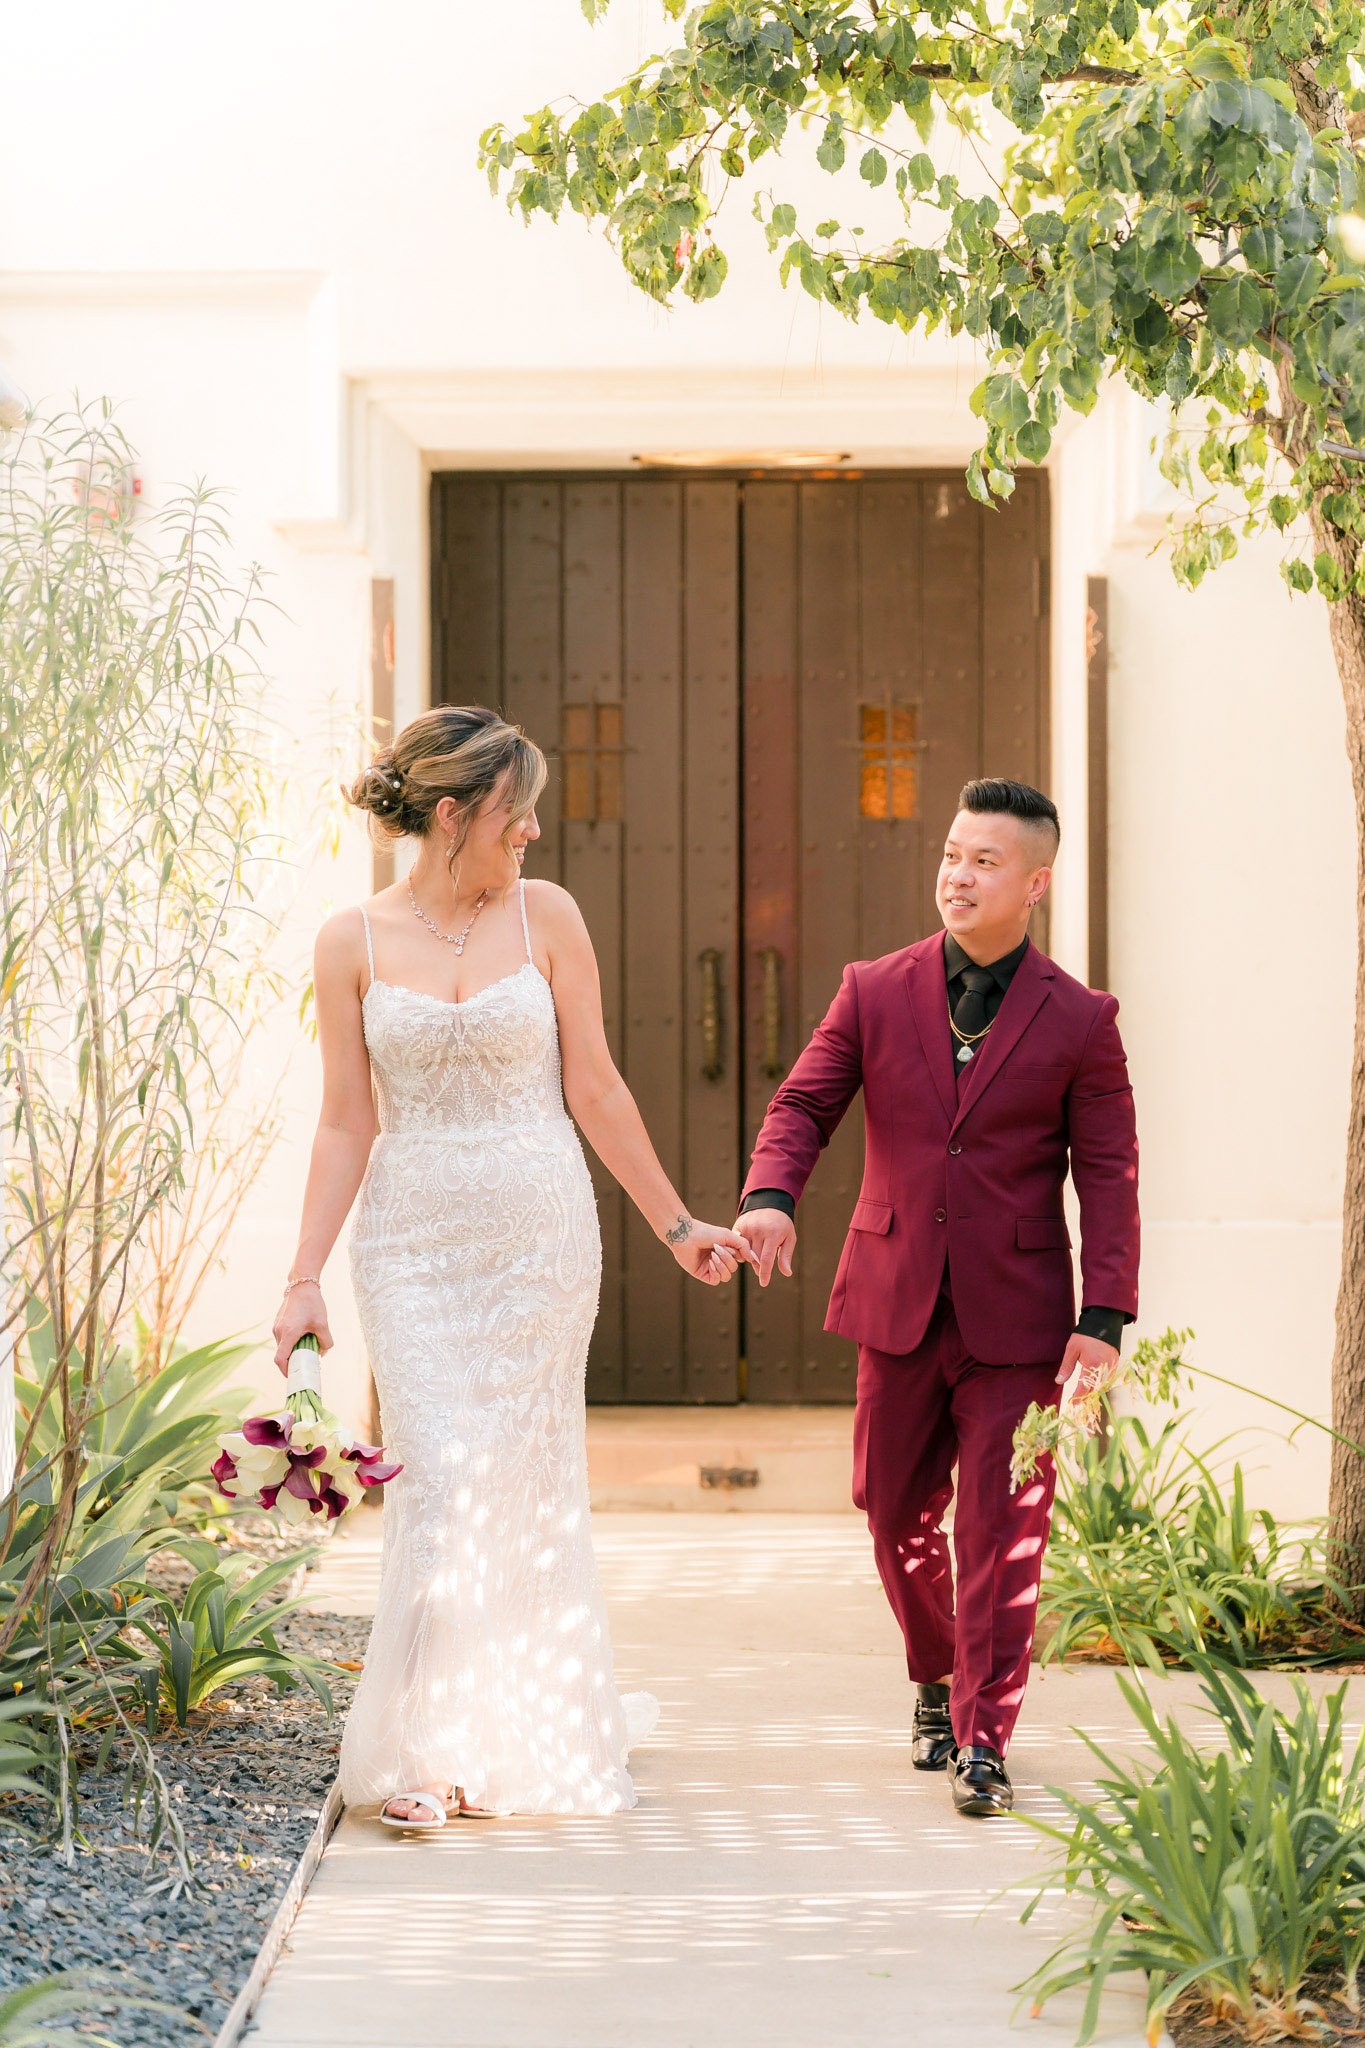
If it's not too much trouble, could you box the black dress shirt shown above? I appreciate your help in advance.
[740,933,1131,1354]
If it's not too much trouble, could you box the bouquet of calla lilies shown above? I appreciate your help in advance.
[212,1334,402,1523]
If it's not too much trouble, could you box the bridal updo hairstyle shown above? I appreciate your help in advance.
[346,706,548,886]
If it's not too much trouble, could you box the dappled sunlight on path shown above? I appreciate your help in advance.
[246,1514,1187,2047]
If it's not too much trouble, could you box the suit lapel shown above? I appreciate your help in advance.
[904,932,957,1122]
[949,939,1054,1131]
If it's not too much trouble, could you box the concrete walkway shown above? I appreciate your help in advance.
[242,1512,1337,2048]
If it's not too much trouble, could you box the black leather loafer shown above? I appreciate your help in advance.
[950,1744,1014,1816]
[911,1683,956,1772]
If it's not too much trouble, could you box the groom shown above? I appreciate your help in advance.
[735,779,1139,1818]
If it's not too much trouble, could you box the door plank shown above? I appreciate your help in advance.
[795,481,862,1403]
[562,481,627,1398]
[431,477,502,711]
[741,482,804,1402]
[622,481,687,1398]
[682,480,741,1401]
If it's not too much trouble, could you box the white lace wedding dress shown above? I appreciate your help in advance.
[336,881,658,1816]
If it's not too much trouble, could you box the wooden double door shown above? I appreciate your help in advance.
[430,470,1050,1404]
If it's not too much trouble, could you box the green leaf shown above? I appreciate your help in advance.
[1275,252,1325,314]
[1240,225,1283,274]
[816,116,845,174]
[1071,248,1115,311]
[1185,40,1248,81]
[859,147,888,188]
[906,153,935,195]
[1059,359,1100,412]
[965,448,991,504]
[1017,420,1052,463]
[1206,274,1269,347]
[981,374,1031,433]
[1141,237,1202,303]
[1314,549,1348,601]
[1282,557,1314,593]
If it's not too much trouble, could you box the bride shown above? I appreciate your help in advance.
[272,705,753,1827]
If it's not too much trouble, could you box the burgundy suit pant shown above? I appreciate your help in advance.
[852,1280,1062,1756]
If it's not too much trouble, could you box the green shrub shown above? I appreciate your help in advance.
[1019,1662,1365,2045]
[1040,1414,1365,1671]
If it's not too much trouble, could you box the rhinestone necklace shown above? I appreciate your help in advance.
[407,875,490,956]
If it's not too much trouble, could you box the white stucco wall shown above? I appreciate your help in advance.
[1,0,1351,1516]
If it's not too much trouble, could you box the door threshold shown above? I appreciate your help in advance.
[587,1404,855,1512]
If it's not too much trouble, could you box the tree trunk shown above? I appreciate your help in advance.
[1324,574,1365,1601]
[1269,301,1365,1599]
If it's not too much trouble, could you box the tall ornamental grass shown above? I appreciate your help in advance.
[0,400,340,1883]
[0,399,279,1633]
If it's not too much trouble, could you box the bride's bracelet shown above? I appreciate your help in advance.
[283,1273,322,1294]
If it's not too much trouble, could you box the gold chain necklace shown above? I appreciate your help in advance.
[947,1010,994,1065]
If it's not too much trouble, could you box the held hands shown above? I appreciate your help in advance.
[272,1283,333,1376]
[665,1216,761,1287]
[1054,1331,1119,1408]
[733,1208,797,1287]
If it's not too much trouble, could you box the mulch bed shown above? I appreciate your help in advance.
[0,1603,362,2047]
[1166,1984,1365,2045]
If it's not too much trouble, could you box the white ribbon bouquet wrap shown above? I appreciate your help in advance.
[212,1334,402,1524]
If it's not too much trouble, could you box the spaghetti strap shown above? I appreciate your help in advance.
[359,903,375,994]
[518,878,534,965]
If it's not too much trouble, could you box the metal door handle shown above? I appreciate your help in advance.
[760,947,783,1076]
[699,948,723,1080]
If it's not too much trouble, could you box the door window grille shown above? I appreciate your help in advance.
[562,702,625,822]
[858,701,919,820]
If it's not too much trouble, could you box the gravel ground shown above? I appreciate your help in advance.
[0,1598,361,2047]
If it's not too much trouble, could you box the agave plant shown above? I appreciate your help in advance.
[124,1540,333,1726]
[14,1305,252,1537]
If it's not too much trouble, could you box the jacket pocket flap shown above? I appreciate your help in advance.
[850,1199,893,1235]
[1016,1215,1071,1251]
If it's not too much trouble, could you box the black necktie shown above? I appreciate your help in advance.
[951,965,995,1068]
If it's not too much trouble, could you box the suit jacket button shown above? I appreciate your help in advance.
[934,1207,947,1223]
[948,1142,962,1155]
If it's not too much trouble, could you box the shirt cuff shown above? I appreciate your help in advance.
[1075,1306,1131,1351]
[738,1189,796,1219]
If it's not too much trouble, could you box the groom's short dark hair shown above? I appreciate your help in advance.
[959,778,1060,860]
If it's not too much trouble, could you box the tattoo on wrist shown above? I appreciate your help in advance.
[664,1213,693,1246]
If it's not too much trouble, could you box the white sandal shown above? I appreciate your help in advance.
[379,1787,456,1830]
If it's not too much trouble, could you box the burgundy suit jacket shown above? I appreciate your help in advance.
[740,931,1140,1364]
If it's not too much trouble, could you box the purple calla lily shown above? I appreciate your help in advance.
[282,1462,319,1501]
[211,1448,238,1495]
[286,1441,330,1470]
[352,1454,403,1487]
[242,1413,294,1448]
[259,1481,282,1510]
